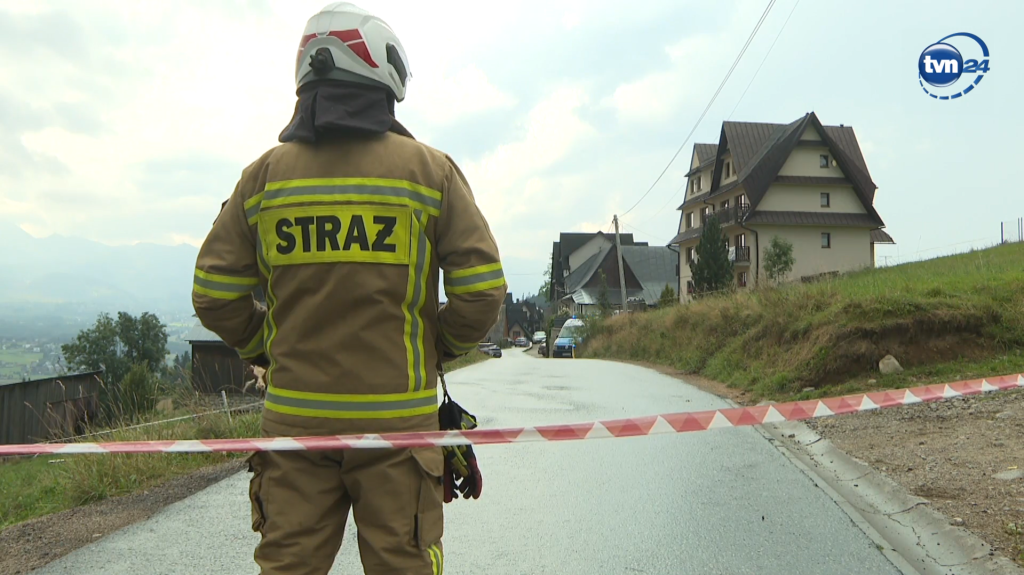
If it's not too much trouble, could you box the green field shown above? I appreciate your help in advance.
[0,349,43,382]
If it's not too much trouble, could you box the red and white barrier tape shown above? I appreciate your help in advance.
[1,374,1021,456]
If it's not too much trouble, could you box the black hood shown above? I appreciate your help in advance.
[278,81,414,143]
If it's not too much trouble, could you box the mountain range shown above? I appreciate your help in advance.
[0,223,200,335]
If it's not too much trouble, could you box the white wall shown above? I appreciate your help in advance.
[754,226,872,280]
[778,148,846,178]
[568,235,612,273]
[758,185,866,213]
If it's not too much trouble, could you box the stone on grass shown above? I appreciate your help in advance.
[879,355,903,375]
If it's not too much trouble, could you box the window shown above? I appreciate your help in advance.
[821,192,830,207]
[821,232,831,249]
[820,154,830,168]
[737,193,748,207]
[724,160,733,178]
[736,233,746,247]
[737,272,748,288]
[686,212,694,229]
[691,179,698,194]
[686,247,695,264]
[720,199,730,211]
[686,280,695,295]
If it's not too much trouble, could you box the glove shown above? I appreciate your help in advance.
[438,395,483,503]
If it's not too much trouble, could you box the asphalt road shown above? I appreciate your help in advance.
[38,348,901,575]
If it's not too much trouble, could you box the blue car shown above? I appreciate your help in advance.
[552,336,576,358]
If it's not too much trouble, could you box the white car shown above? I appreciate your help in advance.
[532,331,546,343]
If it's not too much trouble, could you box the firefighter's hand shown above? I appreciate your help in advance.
[443,444,482,502]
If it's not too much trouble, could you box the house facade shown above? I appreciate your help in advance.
[550,232,678,316]
[669,112,894,301]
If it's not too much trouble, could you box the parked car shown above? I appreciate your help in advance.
[552,318,585,358]
[478,342,502,358]
[537,343,547,356]
[514,337,529,347]
[532,331,547,343]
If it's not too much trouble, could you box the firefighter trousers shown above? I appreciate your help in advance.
[246,445,445,575]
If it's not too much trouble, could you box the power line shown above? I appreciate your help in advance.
[638,0,788,225]
[621,221,669,245]
[619,0,778,219]
[728,0,800,120]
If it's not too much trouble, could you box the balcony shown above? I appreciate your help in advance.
[728,245,751,265]
[701,203,752,226]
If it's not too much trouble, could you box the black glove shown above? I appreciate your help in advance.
[438,395,482,503]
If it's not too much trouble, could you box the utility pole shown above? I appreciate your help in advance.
[612,215,628,312]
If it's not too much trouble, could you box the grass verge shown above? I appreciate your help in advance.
[0,353,490,531]
[582,242,1024,402]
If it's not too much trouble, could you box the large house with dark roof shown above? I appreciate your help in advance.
[669,112,894,300]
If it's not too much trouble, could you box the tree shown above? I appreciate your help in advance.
[61,312,168,385]
[688,215,734,296]
[763,235,796,283]
[538,256,553,302]
[658,284,677,307]
[61,312,169,420]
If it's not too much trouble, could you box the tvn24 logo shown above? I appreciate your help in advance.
[918,33,990,100]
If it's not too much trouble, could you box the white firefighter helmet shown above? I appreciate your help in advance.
[294,2,411,101]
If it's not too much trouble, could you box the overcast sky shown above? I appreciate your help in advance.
[1,0,1021,300]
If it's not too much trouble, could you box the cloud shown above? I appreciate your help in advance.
[405,65,517,127]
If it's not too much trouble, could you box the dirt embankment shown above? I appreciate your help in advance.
[808,388,1024,566]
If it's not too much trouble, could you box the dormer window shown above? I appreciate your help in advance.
[724,160,734,179]
[820,154,830,168]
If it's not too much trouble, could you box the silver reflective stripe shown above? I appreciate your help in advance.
[265,391,437,413]
[263,185,442,213]
[193,275,255,295]
[410,210,430,391]
[245,201,262,224]
[445,268,505,288]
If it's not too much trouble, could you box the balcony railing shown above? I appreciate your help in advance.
[700,203,751,226]
[731,245,751,263]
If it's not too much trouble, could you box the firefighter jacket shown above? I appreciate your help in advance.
[192,131,506,438]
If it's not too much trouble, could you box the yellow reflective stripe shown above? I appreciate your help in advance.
[266,385,436,403]
[448,262,502,279]
[264,266,281,389]
[441,330,477,354]
[194,269,259,285]
[402,211,430,392]
[445,277,506,295]
[193,269,259,300]
[264,401,438,420]
[260,178,442,217]
[193,285,249,300]
[237,328,264,359]
[428,544,443,575]
[245,191,265,226]
[412,212,431,391]
[265,177,442,199]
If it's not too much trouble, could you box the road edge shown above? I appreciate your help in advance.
[756,415,1024,575]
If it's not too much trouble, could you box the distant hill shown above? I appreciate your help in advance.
[0,223,200,327]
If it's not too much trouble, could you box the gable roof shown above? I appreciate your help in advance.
[685,143,720,176]
[621,246,678,304]
[677,112,884,229]
[564,244,677,306]
[564,243,614,293]
[551,232,638,292]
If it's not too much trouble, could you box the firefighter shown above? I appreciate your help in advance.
[192,2,506,573]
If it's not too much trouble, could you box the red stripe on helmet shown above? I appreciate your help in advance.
[327,29,379,68]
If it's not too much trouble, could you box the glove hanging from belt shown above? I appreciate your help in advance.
[437,368,483,503]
